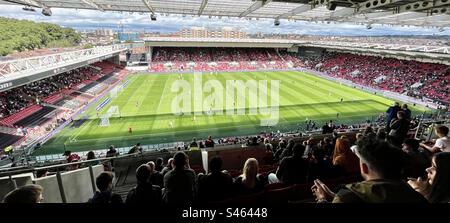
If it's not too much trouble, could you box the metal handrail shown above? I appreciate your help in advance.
[0,151,158,176]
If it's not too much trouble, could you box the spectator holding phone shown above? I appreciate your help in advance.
[311,136,427,203]
[407,152,450,203]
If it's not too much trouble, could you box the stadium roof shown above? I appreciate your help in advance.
[1,0,449,28]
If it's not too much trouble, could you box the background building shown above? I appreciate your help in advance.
[179,27,247,39]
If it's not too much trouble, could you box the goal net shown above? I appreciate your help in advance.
[99,106,120,126]
[110,86,122,98]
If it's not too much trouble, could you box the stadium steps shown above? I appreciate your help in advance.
[113,183,135,201]
[14,106,56,127]
[73,90,95,97]
[275,50,285,62]
[43,93,64,104]
[0,104,43,127]
[0,125,21,136]
[0,132,23,151]
[41,102,74,111]
[95,73,114,82]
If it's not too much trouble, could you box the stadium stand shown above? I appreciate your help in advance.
[0,105,43,127]
[0,60,127,152]
[148,47,449,105]
[43,93,65,105]
[0,61,122,125]
[301,52,450,103]
[5,125,449,204]
[149,47,293,72]
[14,106,56,127]
[0,133,23,151]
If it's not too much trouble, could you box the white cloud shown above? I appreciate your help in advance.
[0,5,449,36]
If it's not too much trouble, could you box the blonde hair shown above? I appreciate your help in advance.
[241,158,259,181]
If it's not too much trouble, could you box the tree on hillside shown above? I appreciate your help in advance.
[0,17,82,56]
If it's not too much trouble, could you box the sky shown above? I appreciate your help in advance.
[0,5,449,36]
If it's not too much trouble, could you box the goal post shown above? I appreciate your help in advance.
[110,86,122,98]
[108,106,121,117]
[98,106,120,126]
[99,115,110,126]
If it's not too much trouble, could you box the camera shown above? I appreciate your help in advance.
[274,19,280,26]
[42,7,52,16]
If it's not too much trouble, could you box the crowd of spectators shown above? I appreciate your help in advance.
[297,36,449,46]
[149,47,296,72]
[4,120,450,204]
[301,52,449,103]
[150,47,448,105]
[0,61,119,120]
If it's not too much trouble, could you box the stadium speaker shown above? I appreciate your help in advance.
[42,7,52,16]
[327,2,337,11]
[150,14,157,21]
[23,6,36,12]
[274,19,280,26]
[126,51,131,61]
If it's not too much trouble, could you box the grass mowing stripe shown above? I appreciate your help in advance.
[37,71,432,155]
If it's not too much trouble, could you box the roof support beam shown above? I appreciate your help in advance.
[239,0,272,18]
[374,12,428,22]
[80,0,104,11]
[276,4,311,19]
[198,0,208,16]
[277,0,335,19]
[357,0,404,13]
[398,0,450,13]
[142,0,155,14]
[426,6,450,14]
[401,13,450,22]
[326,7,354,19]
[3,0,44,8]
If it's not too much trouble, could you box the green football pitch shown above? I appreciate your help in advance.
[37,71,428,155]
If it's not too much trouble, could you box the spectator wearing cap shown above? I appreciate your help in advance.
[64,151,81,171]
[63,151,80,163]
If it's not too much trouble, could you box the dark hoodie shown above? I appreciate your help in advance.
[333,179,427,203]
[126,183,162,204]
[88,190,123,203]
